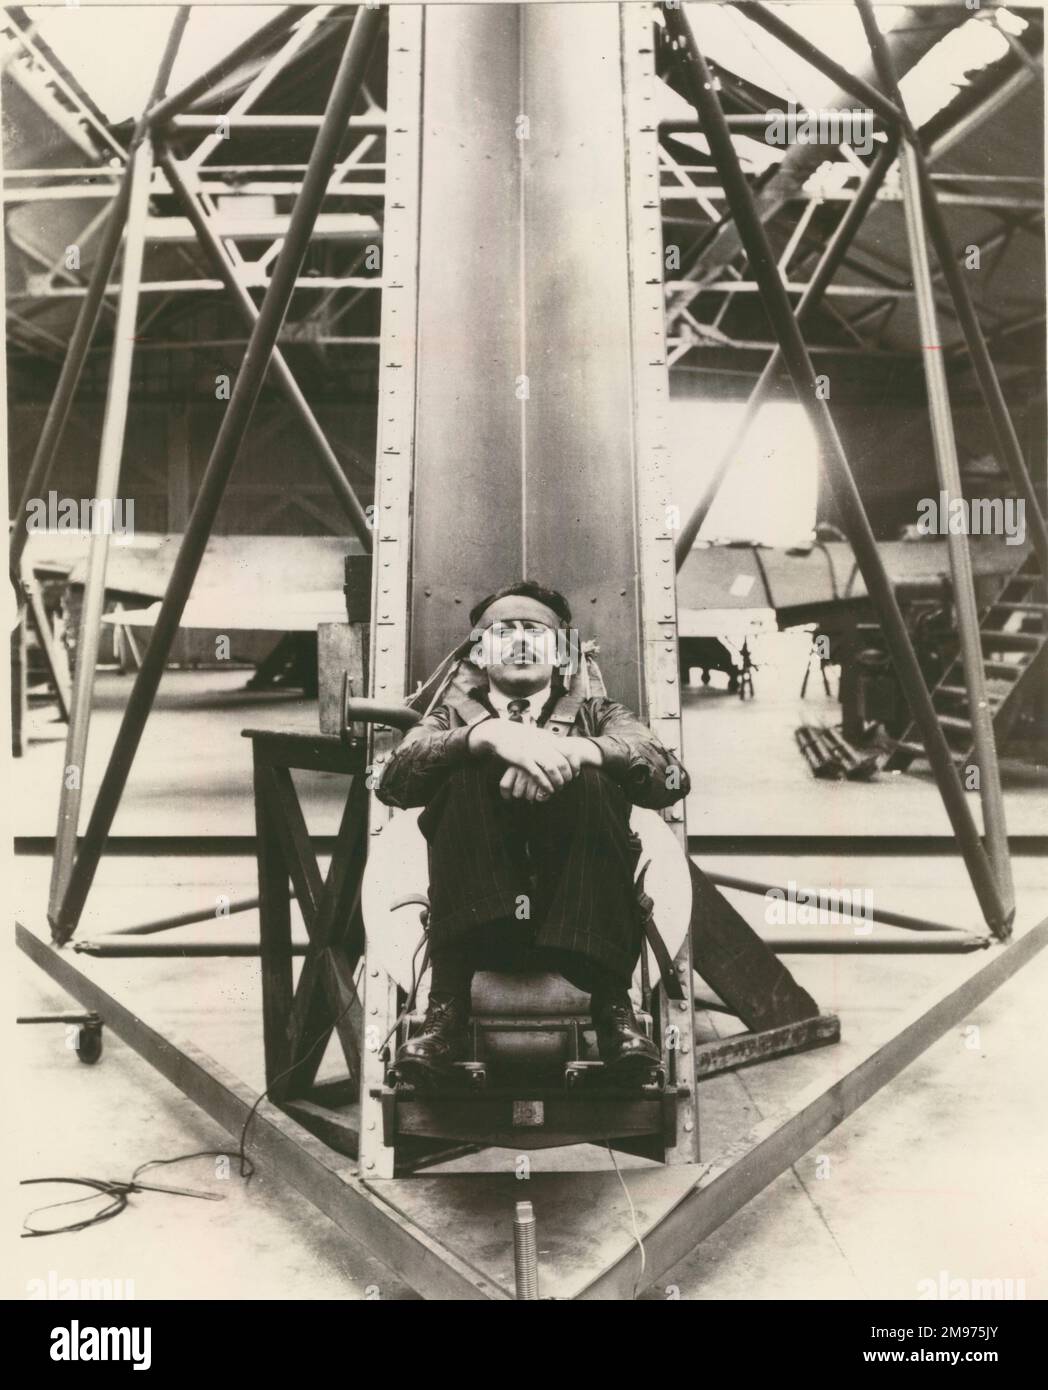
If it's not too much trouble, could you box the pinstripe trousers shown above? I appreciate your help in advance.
[417,760,643,988]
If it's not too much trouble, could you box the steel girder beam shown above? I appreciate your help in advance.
[14,275,378,298]
[171,113,386,132]
[658,182,1043,212]
[159,150,373,549]
[668,0,1046,582]
[47,137,159,915]
[3,174,385,204]
[661,2,1010,938]
[738,2,904,128]
[50,5,385,942]
[42,11,192,908]
[183,5,343,171]
[7,10,190,579]
[854,0,1021,926]
[144,5,305,130]
[663,3,950,324]
[898,138,1016,916]
[0,11,127,162]
[674,134,899,565]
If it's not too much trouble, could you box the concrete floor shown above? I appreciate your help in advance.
[9,641,1048,1299]
[660,945,1048,1302]
[9,930,1046,1300]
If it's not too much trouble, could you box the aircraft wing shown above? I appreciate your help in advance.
[102,589,348,632]
[24,531,363,631]
[677,537,1030,632]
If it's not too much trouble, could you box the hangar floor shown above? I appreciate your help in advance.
[11,632,1048,1298]
[12,885,1047,1300]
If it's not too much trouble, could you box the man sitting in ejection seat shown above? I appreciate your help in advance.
[374,580,691,1087]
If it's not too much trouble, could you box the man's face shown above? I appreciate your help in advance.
[471,595,563,695]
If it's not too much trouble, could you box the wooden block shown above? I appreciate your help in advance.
[344,555,372,623]
[318,621,367,735]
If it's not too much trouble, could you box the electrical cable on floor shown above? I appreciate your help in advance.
[20,1148,251,1239]
[605,1140,646,1301]
[23,966,372,1232]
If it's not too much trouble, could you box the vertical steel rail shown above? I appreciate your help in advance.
[855,0,1015,916]
[47,136,157,914]
[52,6,385,942]
[158,151,374,550]
[898,144,1014,915]
[43,9,190,912]
[9,10,191,578]
[623,0,699,1165]
[358,3,424,1183]
[674,135,899,567]
[660,3,1010,938]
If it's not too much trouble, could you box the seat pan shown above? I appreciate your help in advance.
[363,803,692,997]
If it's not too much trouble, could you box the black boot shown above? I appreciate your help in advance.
[591,990,660,1084]
[394,993,470,1087]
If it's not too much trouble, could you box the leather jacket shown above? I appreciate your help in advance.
[375,658,691,812]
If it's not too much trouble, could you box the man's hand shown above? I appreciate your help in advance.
[498,766,552,801]
[560,737,603,775]
[470,720,603,800]
[471,720,572,795]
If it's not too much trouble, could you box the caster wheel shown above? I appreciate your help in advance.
[76,1021,103,1065]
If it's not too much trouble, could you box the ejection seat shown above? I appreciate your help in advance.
[351,645,694,1160]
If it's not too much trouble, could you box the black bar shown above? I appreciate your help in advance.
[73,941,308,958]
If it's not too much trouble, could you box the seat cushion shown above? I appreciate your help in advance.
[471,970,591,1017]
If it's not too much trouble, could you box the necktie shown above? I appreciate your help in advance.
[506,698,531,724]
